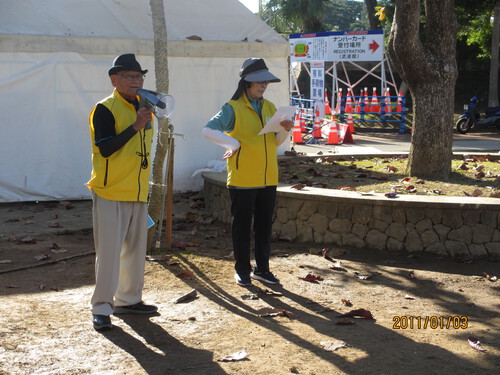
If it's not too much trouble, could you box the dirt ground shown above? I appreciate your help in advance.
[0,193,499,375]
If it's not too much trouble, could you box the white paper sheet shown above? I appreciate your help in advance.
[258,105,297,135]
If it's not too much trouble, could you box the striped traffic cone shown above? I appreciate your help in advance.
[313,108,322,139]
[326,115,340,144]
[347,113,355,133]
[345,89,354,113]
[335,88,342,114]
[324,92,332,115]
[396,91,403,112]
[364,87,371,112]
[383,87,391,113]
[371,87,380,113]
[293,112,304,144]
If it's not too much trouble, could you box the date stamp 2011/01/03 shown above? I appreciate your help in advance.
[392,316,468,330]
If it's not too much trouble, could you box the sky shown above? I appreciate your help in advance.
[238,0,259,13]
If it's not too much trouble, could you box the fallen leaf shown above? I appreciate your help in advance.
[18,236,37,244]
[338,308,374,320]
[50,248,68,254]
[322,248,334,261]
[320,340,347,351]
[468,336,485,351]
[175,270,195,280]
[48,222,62,228]
[482,272,498,282]
[186,35,203,41]
[341,299,352,307]
[291,183,306,190]
[329,261,347,272]
[0,259,12,264]
[257,288,283,296]
[489,191,500,198]
[407,270,415,279]
[471,189,483,197]
[257,307,296,319]
[404,294,416,300]
[34,255,50,261]
[241,293,259,300]
[171,289,197,303]
[354,272,380,280]
[146,254,173,262]
[298,273,323,282]
[218,350,248,362]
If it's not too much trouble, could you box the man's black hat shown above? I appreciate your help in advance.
[108,53,148,76]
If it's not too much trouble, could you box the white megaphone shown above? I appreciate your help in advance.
[137,88,175,119]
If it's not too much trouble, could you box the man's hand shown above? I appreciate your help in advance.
[133,107,153,131]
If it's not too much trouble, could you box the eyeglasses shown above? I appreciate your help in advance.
[118,73,146,81]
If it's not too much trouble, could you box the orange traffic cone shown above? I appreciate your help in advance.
[313,108,322,139]
[364,87,371,112]
[371,87,380,113]
[326,115,340,144]
[396,91,403,112]
[345,89,353,113]
[355,89,362,113]
[347,113,355,133]
[293,112,304,144]
[324,92,332,115]
[383,87,391,113]
[300,109,307,132]
[335,88,342,114]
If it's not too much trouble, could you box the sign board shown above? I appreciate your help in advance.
[310,60,325,118]
[290,30,384,62]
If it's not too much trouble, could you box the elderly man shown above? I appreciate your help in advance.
[87,53,157,331]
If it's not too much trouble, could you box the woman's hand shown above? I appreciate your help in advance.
[223,149,236,159]
[279,119,294,132]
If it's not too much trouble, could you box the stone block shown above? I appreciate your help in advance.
[406,208,425,224]
[404,230,424,252]
[309,213,329,235]
[425,207,443,224]
[447,226,472,244]
[415,218,433,234]
[373,206,393,223]
[298,201,318,221]
[351,205,372,224]
[369,218,389,232]
[471,224,493,244]
[485,242,500,256]
[352,223,368,239]
[365,230,387,250]
[468,243,488,257]
[445,240,470,256]
[386,237,404,251]
[421,229,439,247]
[386,222,407,242]
[329,218,351,233]
[341,233,365,248]
[442,210,463,229]
[434,224,451,241]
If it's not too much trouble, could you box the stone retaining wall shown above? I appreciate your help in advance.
[202,172,500,257]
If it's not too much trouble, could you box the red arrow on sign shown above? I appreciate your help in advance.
[369,40,379,53]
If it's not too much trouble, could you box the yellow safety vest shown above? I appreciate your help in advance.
[227,94,278,187]
[87,89,153,202]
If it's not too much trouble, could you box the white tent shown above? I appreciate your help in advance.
[0,0,290,202]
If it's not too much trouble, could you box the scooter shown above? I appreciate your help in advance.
[456,96,500,134]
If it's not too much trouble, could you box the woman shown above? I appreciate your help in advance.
[202,58,294,286]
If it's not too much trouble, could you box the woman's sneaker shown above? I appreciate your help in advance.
[251,271,280,284]
[234,273,252,286]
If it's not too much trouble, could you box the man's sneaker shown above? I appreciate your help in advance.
[93,314,112,331]
[234,273,252,286]
[251,271,280,284]
[114,302,158,315]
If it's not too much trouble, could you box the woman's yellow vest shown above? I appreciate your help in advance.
[87,89,153,202]
[226,94,278,187]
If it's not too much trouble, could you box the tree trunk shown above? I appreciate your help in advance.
[488,1,500,107]
[388,0,458,180]
[147,0,171,252]
[363,0,379,30]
